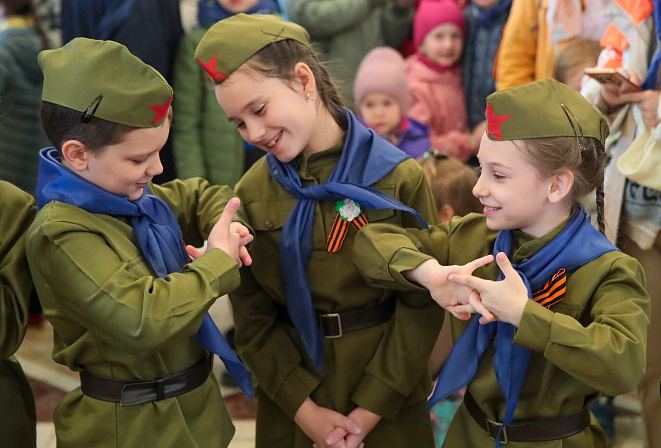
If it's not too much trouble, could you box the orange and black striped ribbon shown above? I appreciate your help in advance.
[532,268,566,309]
[326,213,368,253]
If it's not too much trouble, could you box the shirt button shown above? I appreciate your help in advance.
[265,220,274,229]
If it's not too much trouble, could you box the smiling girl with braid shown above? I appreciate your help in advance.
[353,78,650,447]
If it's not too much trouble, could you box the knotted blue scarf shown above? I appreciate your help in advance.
[267,109,429,372]
[642,0,661,90]
[428,208,617,446]
[36,147,253,398]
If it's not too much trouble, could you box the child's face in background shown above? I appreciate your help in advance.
[359,93,403,138]
[217,0,259,14]
[77,121,169,201]
[419,23,463,67]
[473,133,560,237]
[215,67,320,163]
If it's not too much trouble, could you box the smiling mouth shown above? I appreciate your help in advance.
[266,132,281,149]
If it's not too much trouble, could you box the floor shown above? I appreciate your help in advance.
[16,297,648,448]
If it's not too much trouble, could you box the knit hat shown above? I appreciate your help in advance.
[39,38,173,128]
[354,47,411,115]
[485,78,609,144]
[413,0,467,49]
[195,14,309,84]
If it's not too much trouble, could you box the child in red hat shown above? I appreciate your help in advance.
[406,0,480,162]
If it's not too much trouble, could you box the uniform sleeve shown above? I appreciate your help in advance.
[26,212,240,356]
[0,187,36,359]
[513,254,650,396]
[149,177,250,249]
[287,0,381,38]
[351,166,445,419]
[171,33,207,181]
[494,0,538,90]
[354,218,459,292]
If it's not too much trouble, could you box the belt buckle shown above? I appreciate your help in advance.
[321,313,343,339]
[486,418,508,445]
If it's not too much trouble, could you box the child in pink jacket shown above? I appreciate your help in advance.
[406,0,478,162]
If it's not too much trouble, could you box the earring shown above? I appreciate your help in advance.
[306,93,313,101]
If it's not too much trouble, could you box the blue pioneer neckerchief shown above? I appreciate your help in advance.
[267,108,429,372]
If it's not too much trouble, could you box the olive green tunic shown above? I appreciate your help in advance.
[0,181,37,448]
[354,213,651,447]
[25,178,245,448]
[231,143,441,447]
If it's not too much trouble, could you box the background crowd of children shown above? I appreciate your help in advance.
[1,0,661,447]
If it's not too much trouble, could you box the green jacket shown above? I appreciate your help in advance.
[230,144,441,447]
[0,181,37,448]
[287,0,414,103]
[172,27,245,187]
[26,178,245,448]
[354,213,650,447]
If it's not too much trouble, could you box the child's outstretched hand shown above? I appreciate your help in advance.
[188,198,253,267]
[405,255,494,320]
[448,252,528,326]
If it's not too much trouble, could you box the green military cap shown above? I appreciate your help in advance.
[485,78,609,145]
[39,38,173,128]
[195,14,309,84]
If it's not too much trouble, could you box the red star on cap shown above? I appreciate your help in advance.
[194,55,228,81]
[486,102,511,141]
[150,96,173,125]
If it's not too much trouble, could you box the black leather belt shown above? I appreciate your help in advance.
[80,355,212,407]
[464,391,591,444]
[277,300,395,338]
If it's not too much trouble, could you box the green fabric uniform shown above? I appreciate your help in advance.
[230,141,441,447]
[0,180,37,448]
[26,178,245,448]
[172,27,245,187]
[354,213,650,447]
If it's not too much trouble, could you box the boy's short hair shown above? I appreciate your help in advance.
[40,102,173,153]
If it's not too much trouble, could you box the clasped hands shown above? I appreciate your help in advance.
[408,252,529,327]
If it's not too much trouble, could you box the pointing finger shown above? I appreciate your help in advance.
[448,273,488,292]
[466,254,494,274]
[217,197,241,232]
[495,252,517,278]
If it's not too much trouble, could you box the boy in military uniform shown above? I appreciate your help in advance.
[353,78,650,447]
[0,181,37,447]
[26,38,253,448]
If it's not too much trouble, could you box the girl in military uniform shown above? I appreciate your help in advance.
[0,181,37,447]
[194,14,441,448]
[353,78,650,447]
[26,38,254,448]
